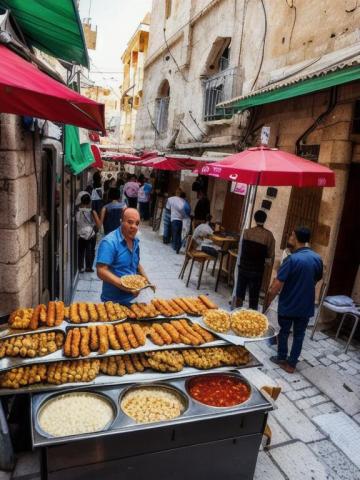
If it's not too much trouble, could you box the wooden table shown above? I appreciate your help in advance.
[210,234,239,291]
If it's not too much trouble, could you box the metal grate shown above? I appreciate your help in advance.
[203,67,236,121]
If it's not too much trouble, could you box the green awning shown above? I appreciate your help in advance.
[219,64,360,114]
[65,125,94,175]
[0,0,89,67]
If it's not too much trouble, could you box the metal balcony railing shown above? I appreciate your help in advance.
[203,67,237,121]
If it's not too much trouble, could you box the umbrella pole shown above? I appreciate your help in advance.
[231,184,258,308]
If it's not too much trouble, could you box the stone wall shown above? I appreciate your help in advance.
[0,114,41,315]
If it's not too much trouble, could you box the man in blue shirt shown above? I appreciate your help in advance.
[265,227,323,373]
[96,208,150,305]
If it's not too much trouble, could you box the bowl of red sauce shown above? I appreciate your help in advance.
[186,373,251,408]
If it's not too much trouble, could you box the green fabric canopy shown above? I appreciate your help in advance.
[0,0,89,67]
[220,64,360,113]
[65,125,94,175]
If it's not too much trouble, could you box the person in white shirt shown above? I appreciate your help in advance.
[123,175,140,208]
[192,215,220,257]
[166,188,186,253]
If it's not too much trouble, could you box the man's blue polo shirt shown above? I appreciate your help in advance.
[277,247,323,318]
[96,228,140,305]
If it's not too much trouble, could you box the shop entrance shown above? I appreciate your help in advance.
[328,162,360,297]
[221,183,245,233]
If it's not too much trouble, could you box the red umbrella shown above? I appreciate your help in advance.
[135,155,207,171]
[102,153,141,162]
[0,45,105,131]
[199,145,335,187]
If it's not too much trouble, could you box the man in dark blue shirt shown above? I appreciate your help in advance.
[265,227,323,373]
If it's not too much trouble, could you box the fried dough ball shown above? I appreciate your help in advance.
[203,309,231,333]
[8,308,33,330]
[0,332,64,359]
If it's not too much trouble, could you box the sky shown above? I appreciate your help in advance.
[78,0,152,90]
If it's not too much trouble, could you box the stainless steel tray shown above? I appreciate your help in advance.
[190,316,277,346]
[0,351,261,396]
[0,336,229,373]
[30,370,273,447]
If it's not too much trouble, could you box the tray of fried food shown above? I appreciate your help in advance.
[119,274,150,291]
[181,346,250,369]
[171,296,218,316]
[0,332,64,359]
[6,301,66,331]
[147,319,215,347]
[100,353,150,376]
[67,302,131,324]
[230,309,269,338]
[203,309,231,333]
[63,322,147,358]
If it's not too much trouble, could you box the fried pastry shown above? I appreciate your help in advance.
[39,305,47,325]
[123,323,139,349]
[88,303,99,322]
[96,303,108,322]
[70,303,81,324]
[152,323,172,345]
[115,324,131,351]
[203,309,231,333]
[29,305,41,330]
[78,303,89,323]
[80,328,91,357]
[107,325,121,350]
[105,302,117,321]
[71,328,81,357]
[113,303,127,320]
[131,324,146,346]
[148,326,165,346]
[8,308,33,330]
[230,310,268,337]
[47,301,56,327]
[97,325,109,354]
[162,323,181,343]
[89,325,99,351]
[63,330,72,357]
[198,295,218,310]
[55,301,65,326]
[120,274,147,290]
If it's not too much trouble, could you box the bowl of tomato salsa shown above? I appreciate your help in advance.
[186,373,251,408]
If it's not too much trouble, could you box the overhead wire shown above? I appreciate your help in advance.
[250,0,267,91]
[163,28,188,82]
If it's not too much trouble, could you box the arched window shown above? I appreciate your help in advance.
[155,80,170,134]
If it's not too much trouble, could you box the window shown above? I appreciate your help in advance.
[155,80,170,134]
[202,39,236,121]
[165,0,172,19]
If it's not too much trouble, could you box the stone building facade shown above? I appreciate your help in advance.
[134,0,360,305]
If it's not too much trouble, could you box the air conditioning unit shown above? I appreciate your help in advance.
[0,7,27,46]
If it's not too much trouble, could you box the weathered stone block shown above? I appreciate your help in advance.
[0,150,35,180]
[322,121,351,141]
[0,222,35,263]
[0,174,37,228]
[0,250,32,293]
[0,114,32,151]
[318,140,352,165]
[0,280,33,315]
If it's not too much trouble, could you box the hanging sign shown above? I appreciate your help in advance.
[231,182,247,196]
[261,126,271,145]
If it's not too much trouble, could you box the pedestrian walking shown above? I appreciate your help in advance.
[96,208,151,305]
[76,193,101,273]
[193,190,210,228]
[166,189,186,254]
[100,187,126,235]
[163,200,171,244]
[138,177,153,221]
[123,174,139,208]
[90,171,103,214]
[235,210,275,310]
[266,227,323,373]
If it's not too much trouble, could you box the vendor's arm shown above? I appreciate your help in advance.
[263,255,291,311]
[92,210,101,229]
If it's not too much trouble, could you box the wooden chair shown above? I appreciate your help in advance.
[179,235,216,290]
[260,385,282,448]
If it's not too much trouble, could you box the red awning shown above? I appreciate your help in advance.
[90,144,103,169]
[0,45,105,131]
[135,155,214,171]
[199,146,335,187]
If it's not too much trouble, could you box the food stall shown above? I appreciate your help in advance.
[0,292,276,480]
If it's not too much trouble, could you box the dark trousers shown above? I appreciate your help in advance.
[171,220,183,253]
[78,236,96,270]
[127,197,137,208]
[139,201,150,220]
[277,315,310,367]
[236,269,263,310]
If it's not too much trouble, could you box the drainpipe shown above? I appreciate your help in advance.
[295,87,337,154]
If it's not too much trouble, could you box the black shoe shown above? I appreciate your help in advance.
[79,268,85,273]
[85,268,94,272]
[269,356,287,366]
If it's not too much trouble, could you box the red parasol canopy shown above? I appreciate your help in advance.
[199,145,335,187]
[135,155,209,171]
[0,45,105,131]
[102,153,141,162]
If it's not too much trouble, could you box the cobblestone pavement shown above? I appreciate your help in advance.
[8,225,360,480]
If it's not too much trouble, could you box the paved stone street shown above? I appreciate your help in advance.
[8,225,360,480]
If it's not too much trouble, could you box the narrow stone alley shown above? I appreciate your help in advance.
[72,226,360,480]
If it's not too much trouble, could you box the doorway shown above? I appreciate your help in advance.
[221,183,245,233]
[328,163,360,296]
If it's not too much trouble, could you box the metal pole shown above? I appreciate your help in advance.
[231,183,258,307]
[0,400,15,471]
